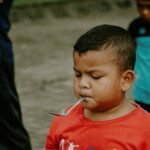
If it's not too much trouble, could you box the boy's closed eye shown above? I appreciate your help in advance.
[75,72,81,77]
[73,67,81,77]
[74,71,103,80]
[91,75,103,80]
[73,67,104,80]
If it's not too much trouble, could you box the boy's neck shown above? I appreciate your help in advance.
[84,100,136,121]
[141,16,150,22]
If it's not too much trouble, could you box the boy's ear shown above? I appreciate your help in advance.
[121,70,135,92]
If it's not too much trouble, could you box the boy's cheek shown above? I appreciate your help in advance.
[73,87,80,99]
[73,79,80,98]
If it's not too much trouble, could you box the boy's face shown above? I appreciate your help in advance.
[73,49,127,112]
[137,0,150,21]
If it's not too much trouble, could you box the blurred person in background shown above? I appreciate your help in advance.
[0,0,32,149]
[128,0,150,112]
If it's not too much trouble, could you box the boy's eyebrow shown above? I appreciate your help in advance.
[73,66,102,73]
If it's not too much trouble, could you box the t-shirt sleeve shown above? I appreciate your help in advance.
[45,117,60,150]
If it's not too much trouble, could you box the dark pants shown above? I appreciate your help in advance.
[135,101,150,113]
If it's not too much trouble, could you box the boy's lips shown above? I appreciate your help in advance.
[81,96,92,102]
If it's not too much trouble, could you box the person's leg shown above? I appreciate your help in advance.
[0,1,32,149]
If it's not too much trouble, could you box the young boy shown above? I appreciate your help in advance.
[128,0,150,112]
[46,24,150,149]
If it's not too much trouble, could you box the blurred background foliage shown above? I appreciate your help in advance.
[12,0,134,22]
[11,0,134,22]
[14,0,132,7]
[14,0,67,6]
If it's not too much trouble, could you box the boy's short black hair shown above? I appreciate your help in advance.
[73,24,135,71]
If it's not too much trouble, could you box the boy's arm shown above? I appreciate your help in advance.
[45,117,59,150]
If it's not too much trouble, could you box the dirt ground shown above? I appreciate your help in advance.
[10,3,138,150]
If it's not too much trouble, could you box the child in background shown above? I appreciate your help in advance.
[46,24,150,150]
[128,0,150,112]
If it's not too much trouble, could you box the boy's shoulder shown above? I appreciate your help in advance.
[136,107,150,126]
[139,109,150,137]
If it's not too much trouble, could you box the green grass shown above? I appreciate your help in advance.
[14,0,67,7]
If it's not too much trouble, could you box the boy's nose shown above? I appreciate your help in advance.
[79,76,90,89]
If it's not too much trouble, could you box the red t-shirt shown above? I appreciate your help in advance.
[46,104,150,150]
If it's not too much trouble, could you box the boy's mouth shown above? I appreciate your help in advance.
[80,95,92,102]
